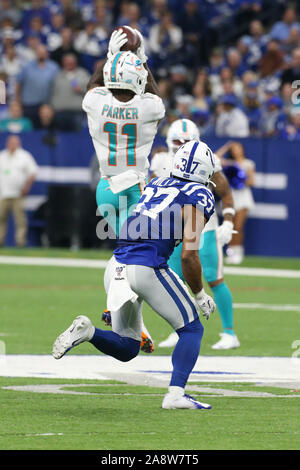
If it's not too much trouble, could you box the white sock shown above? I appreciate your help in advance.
[168,386,184,397]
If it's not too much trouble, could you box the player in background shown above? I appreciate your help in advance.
[52,140,216,410]
[82,29,165,353]
[151,119,240,350]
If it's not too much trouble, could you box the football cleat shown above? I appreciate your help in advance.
[102,309,112,326]
[140,330,154,353]
[212,332,240,350]
[158,332,178,348]
[52,315,95,360]
[162,393,211,410]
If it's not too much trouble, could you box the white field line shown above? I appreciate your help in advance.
[0,255,299,279]
[234,303,300,312]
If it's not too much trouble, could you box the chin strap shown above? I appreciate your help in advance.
[207,179,216,188]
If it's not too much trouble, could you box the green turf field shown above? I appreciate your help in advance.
[0,249,300,450]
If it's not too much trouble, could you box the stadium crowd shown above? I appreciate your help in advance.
[1,0,300,139]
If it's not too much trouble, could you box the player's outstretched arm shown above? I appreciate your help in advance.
[181,205,204,294]
[181,205,216,320]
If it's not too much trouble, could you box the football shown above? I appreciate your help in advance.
[114,25,141,52]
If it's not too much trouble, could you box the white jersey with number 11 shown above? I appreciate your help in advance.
[82,86,165,178]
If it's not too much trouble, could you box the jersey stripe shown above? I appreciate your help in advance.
[185,141,199,174]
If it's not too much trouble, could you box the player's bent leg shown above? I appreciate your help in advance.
[90,328,140,362]
[92,297,142,361]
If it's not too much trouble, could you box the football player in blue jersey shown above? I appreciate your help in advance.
[52,140,217,410]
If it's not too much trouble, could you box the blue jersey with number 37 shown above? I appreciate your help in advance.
[114,177,215,268]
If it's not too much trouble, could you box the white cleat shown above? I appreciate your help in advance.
[158,332,178,348]
[211,332,240,350]
[162,393,211,410]
[52,315,95,360]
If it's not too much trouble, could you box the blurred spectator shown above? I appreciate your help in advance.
[56,0,84,30]
[239,20,269,70]
[242,80,263,135]
[26,15,48,45]
[192,77,213,112]
[259,96,287,137]
[15,32,43,64]
[148,10,182,73]
[174,94,193,119]
[51,27,80,66]
[46,12,66,51]
[216,94,250,137]
[281,108,300,140]
[258,39,284,93]
[226,48,247,77]
[169,65,191,98]
[0,40,23,100]
[216,140,255,265]
[51,53,90,131]
[38,103,55,130]
[21,0,51,31]
[0,100,33,133]
[0,135,38,247]
[178,0,205,65]
[270,6,300,42]
[16,44,59,127]
[211,67,244,100]
[116,2,148,35]
[38,104,57,146]
[74,19,108,73]
[146,0,167,26]
[0,0,22,26]
[281,47,300,86]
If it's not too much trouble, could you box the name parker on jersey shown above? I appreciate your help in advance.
[101,104,139,120]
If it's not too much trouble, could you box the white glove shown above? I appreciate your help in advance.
[216,220,234,246]
[195,289,216,320]
[135,29,148,63]
[107,29,128,59]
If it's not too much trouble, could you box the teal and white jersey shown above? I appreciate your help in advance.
[82,87,165,177]
[150,150,222,232]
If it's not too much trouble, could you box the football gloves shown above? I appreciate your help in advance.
[195,289,216,320]
[107,29,128,59]
[216,220,234,246]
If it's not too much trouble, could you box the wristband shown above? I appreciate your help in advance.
[195,288,205,300]
[222,208,235,217]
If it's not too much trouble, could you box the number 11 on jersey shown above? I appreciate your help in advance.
[104,122,137,167]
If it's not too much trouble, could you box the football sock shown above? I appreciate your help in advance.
[170,318,203,388]
[90,328,140,362]
[211,282,235,336]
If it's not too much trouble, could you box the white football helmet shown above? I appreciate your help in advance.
[172,140,215,185]
[103,51,148,95]
[167,119,200,155]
